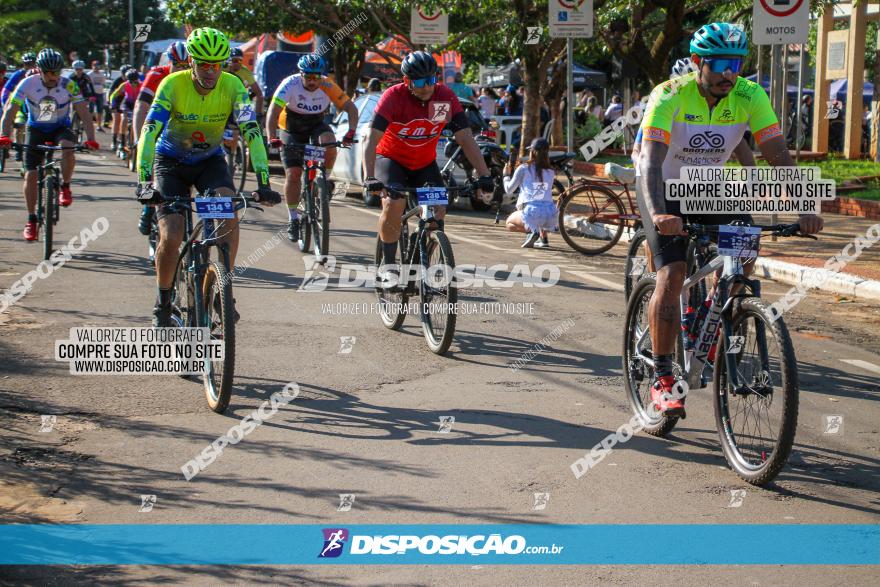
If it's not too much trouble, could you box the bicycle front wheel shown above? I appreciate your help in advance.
[43,176,57,261]
[199,258,235,414]
[374,229,409,330]
[714,296,798,486]
[312,176,330,260]
[419,230,457,355]
[558,183,625,255]
[624,227,648,301]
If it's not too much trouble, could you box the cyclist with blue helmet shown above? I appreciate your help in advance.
[636,22,823,417]
[266,53,358,242]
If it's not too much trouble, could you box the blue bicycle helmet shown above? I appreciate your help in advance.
[690,23,748,57]
[297,53,324,74]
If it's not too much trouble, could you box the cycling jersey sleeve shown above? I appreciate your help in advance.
[319,79,350,110]
[66,79,84,104]
[234,95,270,186]
[137,77,173,182]
[271,76,294,109]
[641,81,677,145]
[109,83,123,102]
[371,113,389,133]
[447,110,469,133]
[747,86,782,145]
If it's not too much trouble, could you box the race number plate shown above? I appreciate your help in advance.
[417,187,448,206]
[195,197,234,219]
[717,225,761,259]
[304,145,326,163]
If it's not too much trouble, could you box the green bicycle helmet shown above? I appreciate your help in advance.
[690,22,748,57]
[186,27,230,63]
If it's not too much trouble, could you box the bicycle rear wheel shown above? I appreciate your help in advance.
[419,230,457,355]
[622,276,681,436]
[558,183,625,255]
[233,134,247,192]
[199,257,235,414]
[43,175,57,261]
[0,147,7,173]
[714,296,798,486]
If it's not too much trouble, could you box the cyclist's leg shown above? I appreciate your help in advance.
[194,155,240,268]
[58,128,76,185]
[279,129,306,234]
[317,126,337,170]
[636,185,688,376]
[375,156,408,266]
[22,126,47,215]
[153,156,190,289]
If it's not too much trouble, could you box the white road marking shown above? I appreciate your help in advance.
[840,359,880,376]
[566,270,624,292]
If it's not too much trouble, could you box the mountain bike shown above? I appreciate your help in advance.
[149,189,263,414]
[622,222,816,485]
[373,185,461,355]
[291,139,354,263]
[7,142,86,260]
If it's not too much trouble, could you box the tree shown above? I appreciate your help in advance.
[0,0,175,66]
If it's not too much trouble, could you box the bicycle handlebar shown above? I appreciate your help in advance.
[6,142,88,152]
[685,222,818,240]
[283,139,358,148]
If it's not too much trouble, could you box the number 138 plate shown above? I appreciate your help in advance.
[417,187,448,206]
[717,225,761,258]
[195,197,234,219]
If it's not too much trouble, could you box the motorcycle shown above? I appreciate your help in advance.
[439,128,509,213]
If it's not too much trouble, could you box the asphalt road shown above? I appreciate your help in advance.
[0,146,878,585]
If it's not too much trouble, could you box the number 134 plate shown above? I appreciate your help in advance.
[717,225,761,258]
[195,197,234,219]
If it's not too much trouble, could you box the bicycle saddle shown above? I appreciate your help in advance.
[604,162,636,185]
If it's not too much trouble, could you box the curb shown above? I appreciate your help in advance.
[619,230,880,302]
[753,258,880,302]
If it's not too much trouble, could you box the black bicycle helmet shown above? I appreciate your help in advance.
[230,47,244,60]
[36,48,64,71]
[126,69,140,82]
[400,51,437,79]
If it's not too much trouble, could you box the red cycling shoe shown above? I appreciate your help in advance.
[650,375,687,419]
[59,185,72,207]
[23,221,37,241]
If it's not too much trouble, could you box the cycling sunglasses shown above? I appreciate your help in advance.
[409,75,437,88]
[193,60,222,71]
[303,73,322,81]
[701,57,743,74]
[40,69,61,76]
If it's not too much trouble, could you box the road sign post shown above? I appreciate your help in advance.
[549,0,594,152]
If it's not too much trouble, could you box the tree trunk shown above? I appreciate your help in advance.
[519,46,544,162]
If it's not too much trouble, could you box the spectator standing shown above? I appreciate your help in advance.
[87,60,107,129]
[604,94,623,126]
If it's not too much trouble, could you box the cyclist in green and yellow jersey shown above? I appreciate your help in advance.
[136,27,281,327]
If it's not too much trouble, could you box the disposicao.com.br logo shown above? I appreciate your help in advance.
[318,528,563,558]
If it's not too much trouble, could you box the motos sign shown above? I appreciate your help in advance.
[752,0,809,45]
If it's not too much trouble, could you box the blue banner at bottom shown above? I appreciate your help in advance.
[1,524,877,565]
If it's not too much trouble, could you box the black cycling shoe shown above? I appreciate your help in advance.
[152,303,173,328]
[286,218,301,242]
[327,179,336,200]
[138,206,155,236]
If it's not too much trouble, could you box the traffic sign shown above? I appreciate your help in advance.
[410,7,448,45]
[549,0,593,39]
[753,0,809,45]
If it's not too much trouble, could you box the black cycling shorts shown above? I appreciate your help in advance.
[375,156,443,199]
[153,153,234,220]
[279,124,334,169]
[23,126,76,171]
[635,184,753,269]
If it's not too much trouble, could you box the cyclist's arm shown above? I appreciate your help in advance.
[231,91,270,187]
[248,82,263,115]
[0,99,20,137]
[133,100,150,143]
[454,127,490,177]
[363,127,384,179]
[265,101,281,140]
[732,137,755,167]
[108,84,123,102]
[72,100,96,143]
[637,139,669,221]
[136,82,173,182]
[340,99,358,133]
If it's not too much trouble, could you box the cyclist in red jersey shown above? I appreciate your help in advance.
[134,42,190,236]
[363,51,493,278]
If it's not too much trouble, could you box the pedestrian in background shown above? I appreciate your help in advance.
[478,86,498,121]
[503,137,557,248]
